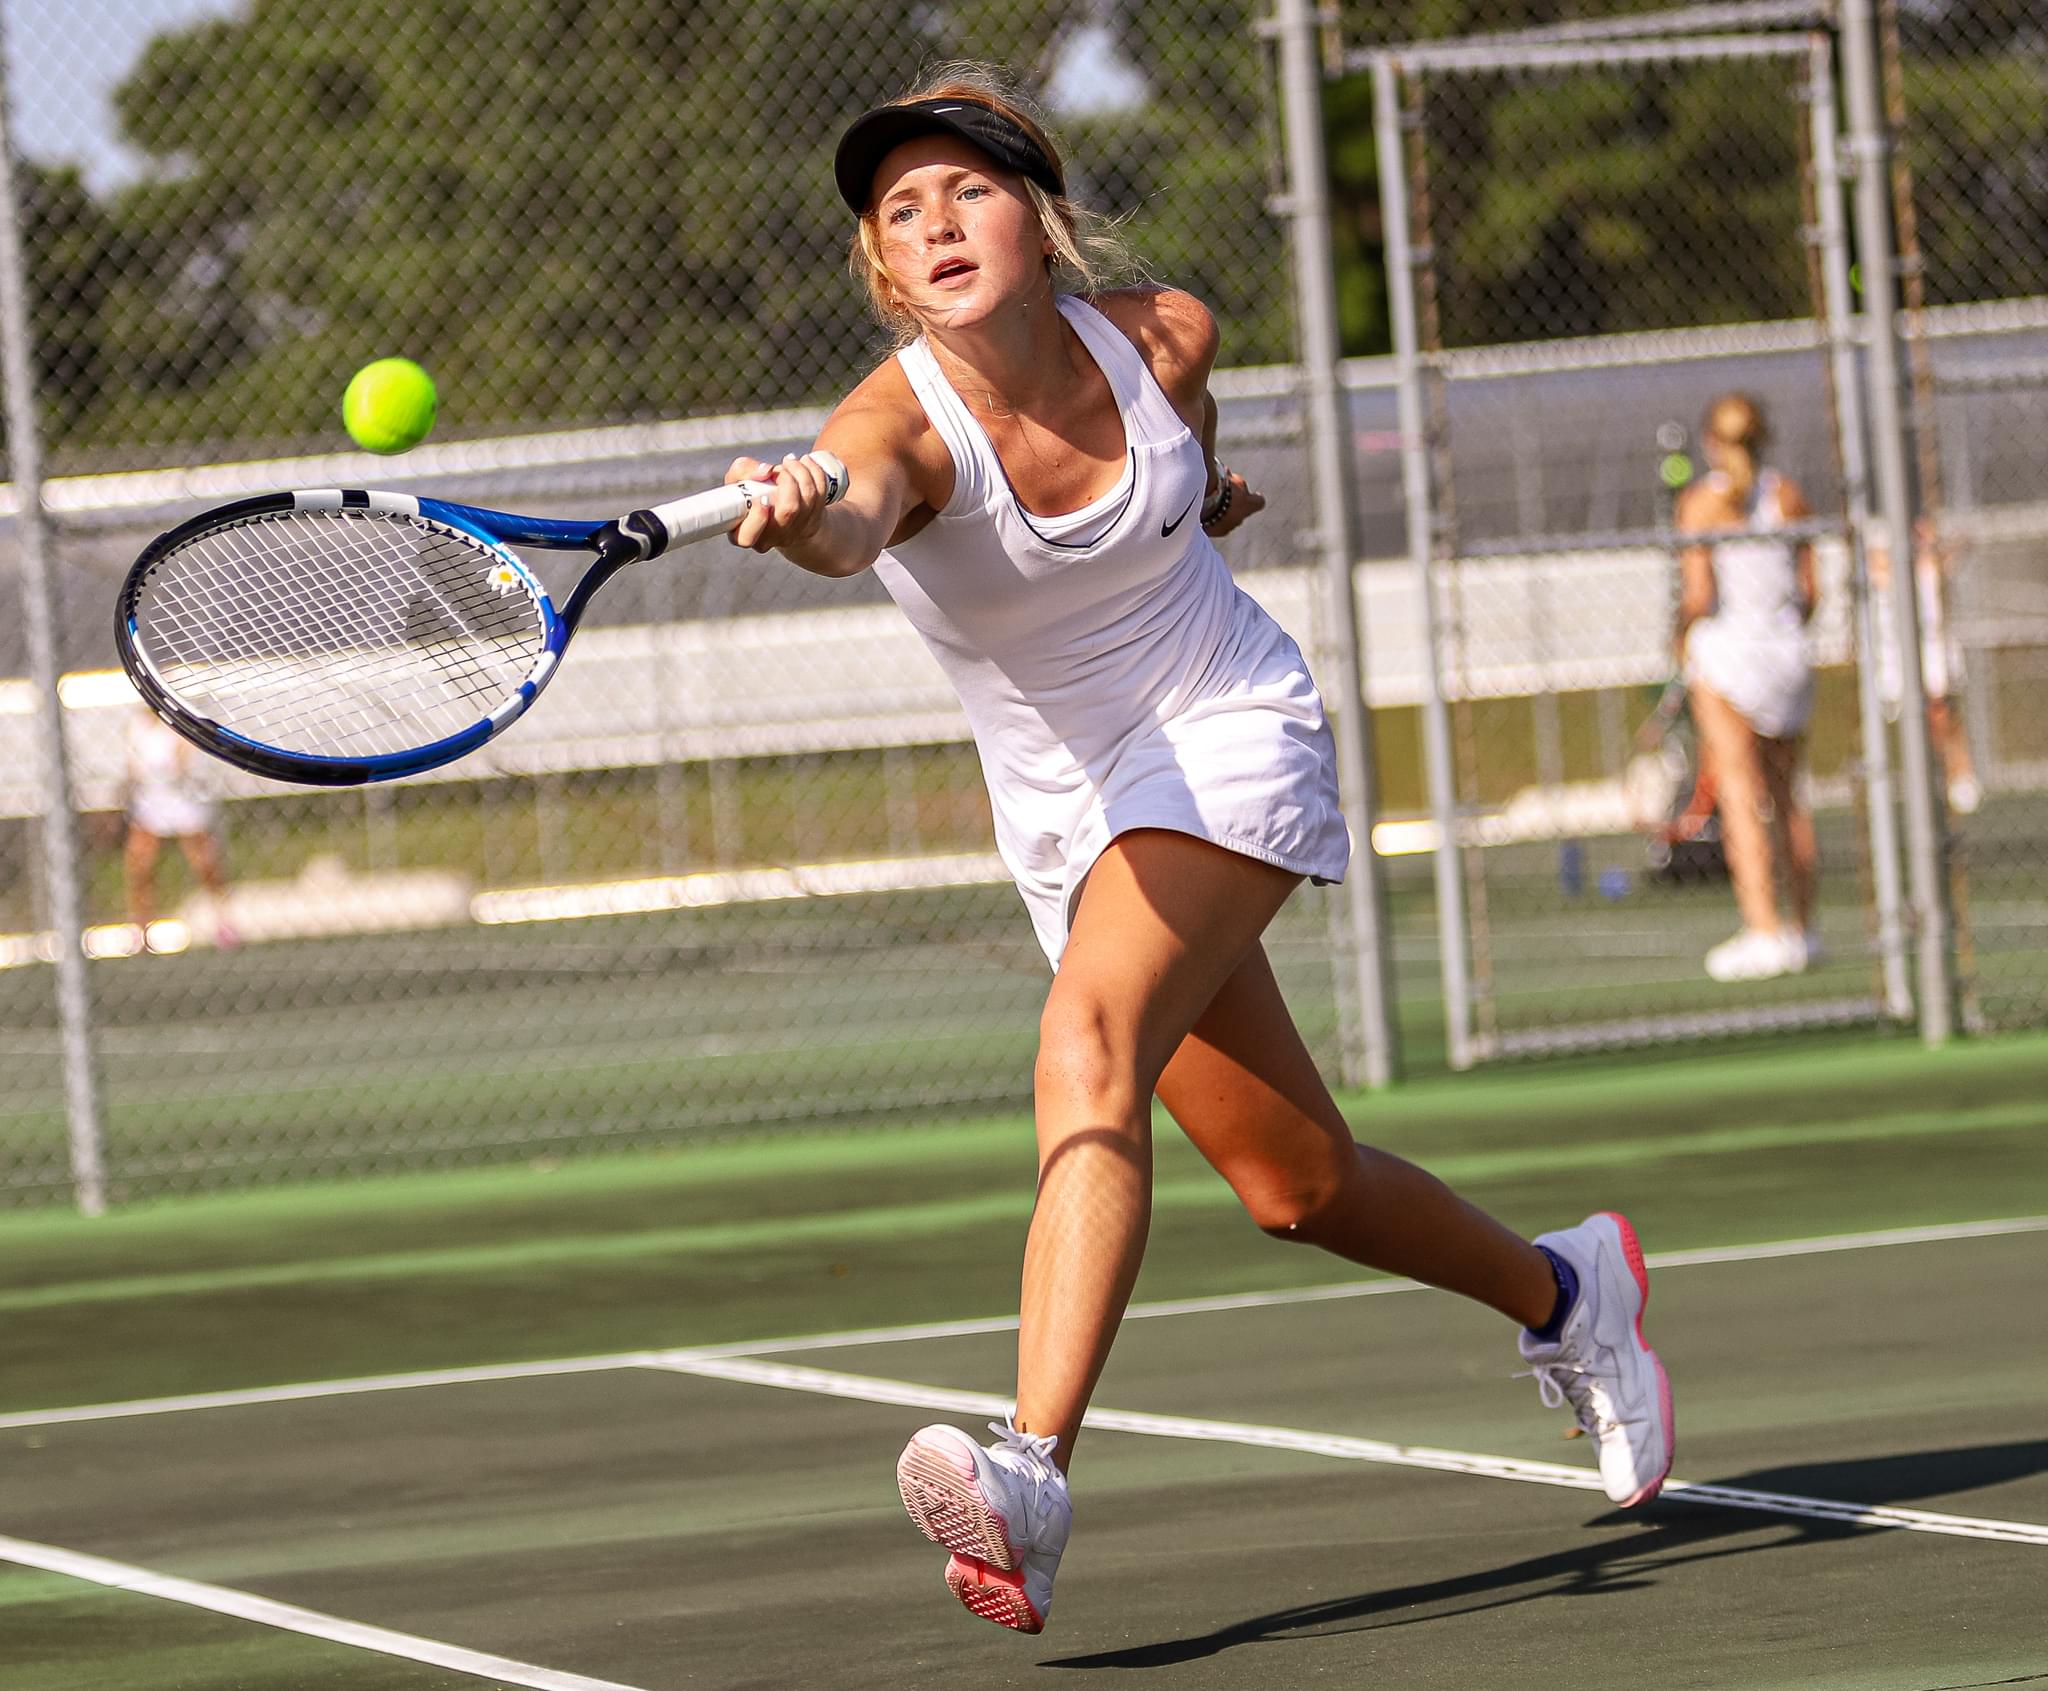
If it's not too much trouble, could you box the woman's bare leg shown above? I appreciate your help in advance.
[124,827,162,926]
[1156,943,1554,1325]
[1757,735,1816,930]
[1013,831,1301,1472]
[1930,697,1978,795]
[181,830,229,899]
[1689,683,1780,932]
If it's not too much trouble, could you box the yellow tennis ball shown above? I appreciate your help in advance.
[343,357,438,454]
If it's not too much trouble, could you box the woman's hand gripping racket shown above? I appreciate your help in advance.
[115,453,848,786]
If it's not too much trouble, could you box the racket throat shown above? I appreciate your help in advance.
[590,509,671,567]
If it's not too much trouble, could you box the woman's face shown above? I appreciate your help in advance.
[869,134,1053,332]
[1703,402,1759,466]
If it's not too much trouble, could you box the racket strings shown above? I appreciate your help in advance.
[136,510,547,760]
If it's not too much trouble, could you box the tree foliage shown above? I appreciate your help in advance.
[1325,5,2043,351]
[6,1,2040,457]
[29,0,1293,457]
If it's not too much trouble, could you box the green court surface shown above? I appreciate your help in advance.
[2,1032,2044,1688]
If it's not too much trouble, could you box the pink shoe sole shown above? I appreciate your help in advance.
[897,1430,1019,1571]
[1599,1210,1675,1506]
[945,1553,1044,1632]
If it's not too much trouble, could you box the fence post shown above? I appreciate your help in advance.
[1808,33,1912,1021]
[1372,50,1473,1071]
[0,10,107,1214]
[1838,0,1956,1043]
[1271,0,1400,1087]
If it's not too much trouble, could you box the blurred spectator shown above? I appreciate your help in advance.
[1675,393,1819,983]
[1871,515,1980,815]
[124,706,236,945]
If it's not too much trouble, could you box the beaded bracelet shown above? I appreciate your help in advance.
[1201,468,1234,530]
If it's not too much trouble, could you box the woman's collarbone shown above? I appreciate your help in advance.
[981,410,1129,517]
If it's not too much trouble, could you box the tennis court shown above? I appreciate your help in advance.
[2,3,2044,1685]
[4,1032,2042,1689]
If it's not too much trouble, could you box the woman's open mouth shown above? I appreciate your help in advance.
[929,259,978,286]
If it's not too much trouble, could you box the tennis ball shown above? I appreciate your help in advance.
[343,357,437,454]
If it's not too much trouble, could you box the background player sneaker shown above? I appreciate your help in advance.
[1705,925,1803,982]
[1518,1212,1675,1506]
[896,1420,1072,1633]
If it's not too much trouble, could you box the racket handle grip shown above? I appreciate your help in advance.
[604,451,850,563]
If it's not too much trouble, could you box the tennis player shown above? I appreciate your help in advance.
[1677,393,1821,982]
[123,703,236,946]
[1871,516,1979,815]
[727,65,1672,1634]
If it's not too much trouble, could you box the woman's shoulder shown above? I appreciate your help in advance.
[837,350,936,443]
[1676,475,1740,533]
[1766,471,1811,518]
[823,351,954,492]
[1088,286,1217,355]
[1086,286,1218,409]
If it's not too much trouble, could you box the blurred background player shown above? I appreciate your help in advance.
[1676,393,1820,982]
[124,704,236,946]
[1871,515,1980,815]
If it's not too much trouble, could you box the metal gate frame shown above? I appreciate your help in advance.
[1335,8,1948,1064]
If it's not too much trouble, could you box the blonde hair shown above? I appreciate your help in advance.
[846,63,1133,339]
[1704,392,1769,503]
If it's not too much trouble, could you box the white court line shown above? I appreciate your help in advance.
[1643,1215,2048,1268]
[0,1533,651,1691]
[673,1213,2048,1359]
[0,1353,665,1432]
[4,1214,2044,1431]
[656,1354,2048,1549]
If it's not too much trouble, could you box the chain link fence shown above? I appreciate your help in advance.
[1331,1,2046,1061]
[5,0,2045,1206]
[1366,23,1901,1060]
[1884,0,2048,1029]
[0,0,1347,1206]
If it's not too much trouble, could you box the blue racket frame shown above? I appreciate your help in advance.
[118,488,636,787]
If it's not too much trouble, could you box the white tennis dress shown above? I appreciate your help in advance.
[872,295,1350,966]
[126,709,216,839]
[1683,469,1814,739]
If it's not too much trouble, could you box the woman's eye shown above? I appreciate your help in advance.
[888,206,915,224]
[960,185,988,200]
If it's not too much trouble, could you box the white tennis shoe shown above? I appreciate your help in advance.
[896,1420,1072,1633]
[1705,925,1797,982]
[1519,1212,1674,1506]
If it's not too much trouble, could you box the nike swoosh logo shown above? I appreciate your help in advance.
[1162,494,1198,537]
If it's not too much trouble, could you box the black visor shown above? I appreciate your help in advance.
[834,98,1065,212]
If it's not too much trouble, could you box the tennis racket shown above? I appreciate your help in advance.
[115,454,847,786]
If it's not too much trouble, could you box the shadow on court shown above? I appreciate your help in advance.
[1043,1440,2048,1671]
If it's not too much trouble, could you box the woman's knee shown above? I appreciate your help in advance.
[1236,1149,1359,1243]
[1035,993,1147,1123]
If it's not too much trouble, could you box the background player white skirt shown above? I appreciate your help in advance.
[1684,621,1814,740]
[130,786,215,839]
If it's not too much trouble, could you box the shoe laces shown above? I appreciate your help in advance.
[985,1419,1066,1527]
[987,1419,1060,1476]
[1521,1360,1618,1435]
